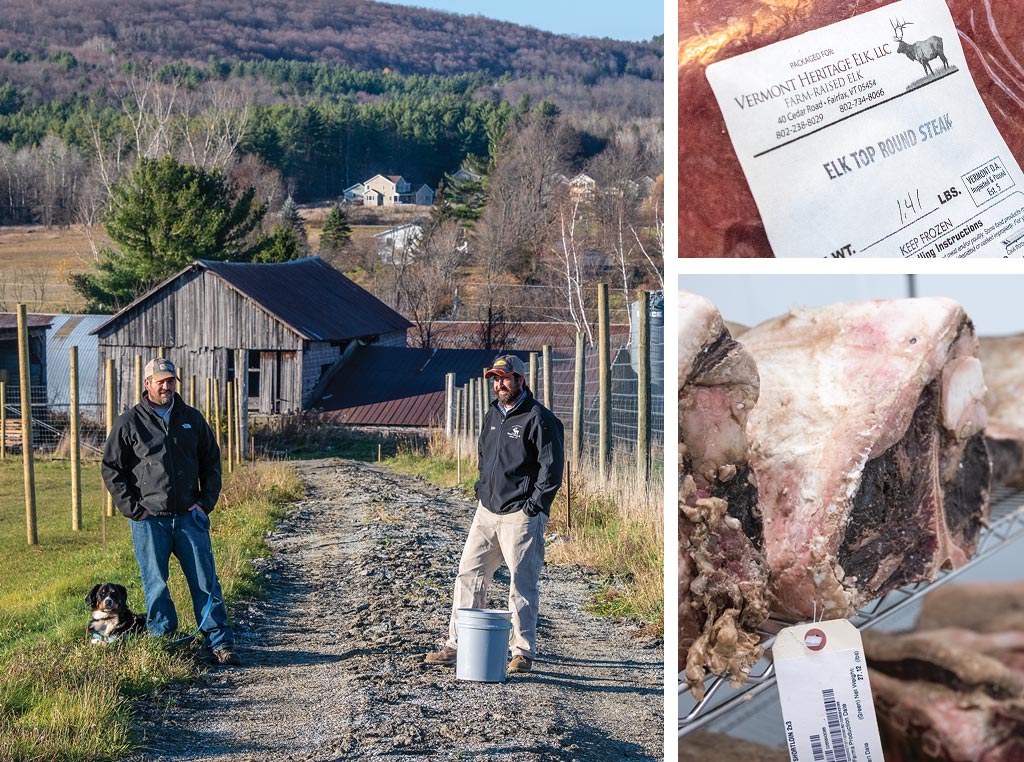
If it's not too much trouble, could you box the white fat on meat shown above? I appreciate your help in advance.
[741,298,989,620]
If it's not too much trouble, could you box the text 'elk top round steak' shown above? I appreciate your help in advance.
[679,0,1024,257]
[679,291,770,700]
[740,297,990,620]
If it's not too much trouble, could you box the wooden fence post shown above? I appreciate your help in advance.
[236,350,248,462]
[454,386,462,442]
[542,345,552,411]
[528,352,538,393]
[18,305,37,545]
[226,380,234,474]
[598,283,610,482]
[479,373,488,423]
[1,379,6,460]
[134,354,142,404]
[445,372,455,438]
[70,346,82,531]
[105,357,116,518]
[572,332,585,466]
[214,381,222,452]
[637,291,651,483]
[189,374,197,408]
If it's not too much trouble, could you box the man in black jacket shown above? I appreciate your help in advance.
[424,354,564,674]
[102,357,239,665]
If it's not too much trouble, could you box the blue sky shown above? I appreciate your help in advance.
[381,0,663,42]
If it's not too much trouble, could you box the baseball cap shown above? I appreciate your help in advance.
[145,357,177,381]
[484,354,526,379]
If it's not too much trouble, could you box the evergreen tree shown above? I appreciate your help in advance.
[256,223,306,263]
[319,203,352,256]
[280,195,310,256]
[69,155,268,312]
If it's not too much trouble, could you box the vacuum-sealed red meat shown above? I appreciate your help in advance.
[679,0,1024,257]
[679,291,770,699]
[740,298,990,619]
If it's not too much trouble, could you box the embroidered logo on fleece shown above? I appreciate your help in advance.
[507,425,522,440]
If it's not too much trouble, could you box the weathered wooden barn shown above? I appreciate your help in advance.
[91,257,411,414]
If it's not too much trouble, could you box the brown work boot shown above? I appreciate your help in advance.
[508,654,533,673]
[423,645,457,665]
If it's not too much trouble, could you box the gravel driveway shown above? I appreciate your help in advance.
[128,459,664,761]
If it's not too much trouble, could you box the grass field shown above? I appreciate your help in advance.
[0,456,303,761]
[0,217,391,314]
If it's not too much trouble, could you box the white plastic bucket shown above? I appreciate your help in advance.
[456,608,513,682]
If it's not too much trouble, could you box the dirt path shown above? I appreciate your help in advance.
[129,459,664,761]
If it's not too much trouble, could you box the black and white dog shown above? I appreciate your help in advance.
[87,583,146,644]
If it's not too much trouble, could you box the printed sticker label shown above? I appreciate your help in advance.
[774,620,885,762]
[705,0,1024,258]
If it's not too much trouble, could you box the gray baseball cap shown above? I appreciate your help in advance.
[484,354,526,379]
[144,357,176,380]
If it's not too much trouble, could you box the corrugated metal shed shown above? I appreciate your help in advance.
[45,314,108,407]
[316,347,530,426]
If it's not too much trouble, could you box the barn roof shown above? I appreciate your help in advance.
[0,313,54,331]
[315,346,530,426]
[421,321,630,351]
[91,257,411,341]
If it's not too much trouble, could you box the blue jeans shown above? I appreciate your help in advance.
[130,510,233,650]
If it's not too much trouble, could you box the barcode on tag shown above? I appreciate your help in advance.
[773,620,884,762]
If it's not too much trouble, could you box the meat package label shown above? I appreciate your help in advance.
[773,620,884,762]
[705,0,1024,258]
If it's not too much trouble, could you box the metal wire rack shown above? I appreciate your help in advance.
[678,486,1024,738]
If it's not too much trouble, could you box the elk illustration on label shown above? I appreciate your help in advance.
[891,18,949,78]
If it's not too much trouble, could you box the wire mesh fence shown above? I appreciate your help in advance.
[1,384,106,457]
[449,291,664,472]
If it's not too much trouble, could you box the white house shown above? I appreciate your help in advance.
[375,223,423,263]
[344,175,434,206]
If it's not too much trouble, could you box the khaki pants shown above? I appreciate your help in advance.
[445,503,548,658]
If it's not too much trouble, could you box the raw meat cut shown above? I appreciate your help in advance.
[865,629,1024,762]
[679,291,770,699]
[868,670,1024,762]
[740,298,991,619]
[679,0,1024,257]
[917,581,1024,633]
[979,335,1024,486]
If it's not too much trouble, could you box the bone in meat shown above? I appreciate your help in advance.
[741,298,990,619]
[679,290,770,700]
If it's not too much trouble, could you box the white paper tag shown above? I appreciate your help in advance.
[705,0,1024,258]
[773,620,884,762]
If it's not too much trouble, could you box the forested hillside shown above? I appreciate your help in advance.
[0,0,663,332]
[0,0,662,81]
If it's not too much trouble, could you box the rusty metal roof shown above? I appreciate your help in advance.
[316,346,530,426]
[0,313,54,331]
[421,321,630,351]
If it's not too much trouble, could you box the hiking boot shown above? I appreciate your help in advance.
[508,655,533,673]
[212,647,242,666]
[423,645,457,665]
